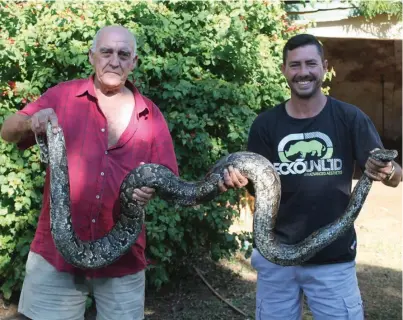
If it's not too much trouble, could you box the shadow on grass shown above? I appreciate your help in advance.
[142,255,256,320]
[357,263,402,320]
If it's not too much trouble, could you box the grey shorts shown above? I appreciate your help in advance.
[251,249,364,320]
[18,251,145,320]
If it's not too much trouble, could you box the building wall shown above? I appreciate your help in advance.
[305,14,402,40]
[320,37,402,144]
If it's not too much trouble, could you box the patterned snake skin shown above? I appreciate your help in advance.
[35,122,398,269]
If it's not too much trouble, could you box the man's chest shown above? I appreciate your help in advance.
[98,101,134,148]
[58,98,147,162]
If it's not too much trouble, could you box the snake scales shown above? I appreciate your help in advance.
[36,122,397,269]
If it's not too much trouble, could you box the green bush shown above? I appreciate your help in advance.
[0,0,299,299]
[348,0,402,20]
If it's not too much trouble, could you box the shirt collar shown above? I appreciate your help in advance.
[75,75,149,116]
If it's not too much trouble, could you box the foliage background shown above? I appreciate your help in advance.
[0,0,303,299]
[348,0,403,20]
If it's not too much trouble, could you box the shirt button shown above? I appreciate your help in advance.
[105,151,108,155]
[101,128,105,132]
[101,172,104,176]
[96,195,100,199]
[92,219,96,223]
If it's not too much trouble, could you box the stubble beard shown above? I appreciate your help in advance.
[290,80,322,100]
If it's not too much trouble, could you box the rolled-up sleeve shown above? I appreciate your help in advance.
[16,85,61,150]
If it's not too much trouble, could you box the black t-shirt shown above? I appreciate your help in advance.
[247,96,383,264]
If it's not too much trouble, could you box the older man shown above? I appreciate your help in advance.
[1,25,178,320]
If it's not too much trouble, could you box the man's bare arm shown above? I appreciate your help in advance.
[1,108,59,144]
[0,113,32,143]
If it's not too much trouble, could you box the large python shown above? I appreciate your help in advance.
[36,122,397,269]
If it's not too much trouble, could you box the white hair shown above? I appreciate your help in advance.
[90,26,137,55]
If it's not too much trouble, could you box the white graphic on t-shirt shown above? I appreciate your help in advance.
[275,132,343,176]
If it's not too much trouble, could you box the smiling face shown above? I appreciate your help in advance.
[89,26,138,93]
[281,44,328,100]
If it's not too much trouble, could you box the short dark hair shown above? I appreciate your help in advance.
[282,34,324,65]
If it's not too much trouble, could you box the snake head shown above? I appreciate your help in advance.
[370,149,398,162]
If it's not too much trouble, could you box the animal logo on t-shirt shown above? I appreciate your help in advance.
[285,140,325,159]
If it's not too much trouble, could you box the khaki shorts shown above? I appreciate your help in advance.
[251,249,364,320]
[18,251,145,320]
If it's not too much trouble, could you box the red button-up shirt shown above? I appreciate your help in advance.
[17,76,178,278]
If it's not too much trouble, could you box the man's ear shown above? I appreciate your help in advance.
[281,63,286,76]
[88,49,94,66]
[323,59,328,73]
[131,55,138,71]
